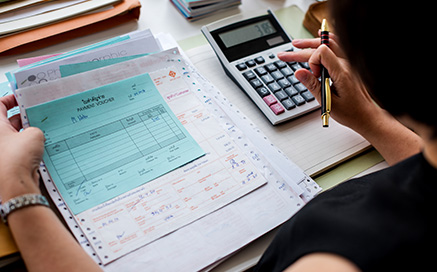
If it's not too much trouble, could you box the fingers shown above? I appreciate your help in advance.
[277,49,315,63]
[308,45,343,80]
[295,69,321,103]
[8,114,23,131]
[0,94,18,113]
[292,38,345,59]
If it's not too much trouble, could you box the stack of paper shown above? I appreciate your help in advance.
[170,0,241,21]
[3,30,321,270]
[0,0,120,36]
[0,0,141,55]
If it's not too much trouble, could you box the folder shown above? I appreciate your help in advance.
[0,0,141,56]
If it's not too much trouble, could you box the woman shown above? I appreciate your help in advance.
[254,0,434,271]
[0,0,433,271]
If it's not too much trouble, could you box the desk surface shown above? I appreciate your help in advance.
[0,1,385,271]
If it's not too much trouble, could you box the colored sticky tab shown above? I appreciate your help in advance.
[26,73,205,214]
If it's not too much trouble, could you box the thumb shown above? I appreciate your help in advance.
[295,69,322,102]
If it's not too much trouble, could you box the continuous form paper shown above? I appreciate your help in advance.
[19,50,269,264]
[6,29,154,90]
[16,47,321,270]
[26,73,206,215]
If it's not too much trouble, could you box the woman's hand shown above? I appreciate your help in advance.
[0,94,45,202]
[278,35,422,165]
[278,34,380,133]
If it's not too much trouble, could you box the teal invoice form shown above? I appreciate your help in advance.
[26,73,205,214]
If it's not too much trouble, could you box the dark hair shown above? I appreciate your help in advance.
[329,0,437,131]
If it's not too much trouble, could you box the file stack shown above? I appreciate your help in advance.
[171,0,241,21]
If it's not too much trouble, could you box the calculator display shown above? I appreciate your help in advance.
[210,14,290,62]
[218,20,276,48]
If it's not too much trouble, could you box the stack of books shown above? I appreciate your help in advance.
[171,0,241,21]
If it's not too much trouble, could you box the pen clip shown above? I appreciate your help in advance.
[322,78,331,127]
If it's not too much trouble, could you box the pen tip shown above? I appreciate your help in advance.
[321,19,329,32]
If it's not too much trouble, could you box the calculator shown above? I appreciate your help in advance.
[201,10,319,125]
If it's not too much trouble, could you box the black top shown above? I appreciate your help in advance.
[254,153,436,271]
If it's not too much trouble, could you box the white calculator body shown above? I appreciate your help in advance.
[201,10,319,125]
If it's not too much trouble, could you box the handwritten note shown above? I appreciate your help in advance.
[26,73,205,214]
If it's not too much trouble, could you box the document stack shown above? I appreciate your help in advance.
[171,0,241,21]
[1,29,321,270]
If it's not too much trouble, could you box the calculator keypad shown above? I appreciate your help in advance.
[239,58,315,116]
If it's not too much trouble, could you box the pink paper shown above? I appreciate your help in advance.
[17,53,62,67]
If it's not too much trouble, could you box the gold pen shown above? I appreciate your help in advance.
[320,19,331,127]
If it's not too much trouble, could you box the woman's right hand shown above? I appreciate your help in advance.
[278,34,422,165]
[277,35,381,134]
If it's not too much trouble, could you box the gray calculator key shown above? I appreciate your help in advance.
[294,83,307,93]
[264,63,277,72]
[291,94,306,106]
[250,79,263,89]
[282,98,296,110]
[280,67,293,77]
[277,78,291,89]
[254,67,267,76]
[246,60,256,67]
[274,60,287,69]
[287,75,300,85]
[270,71,284,81]
[261,74,275,84]
[274,90,288,101]
[300,62,310,69]
[256,87,270,97]
[301,90,315,101]
[284,86,298,97]
[290,63,303,71]
[236,63,247,71]
[243,71,256,81]
[267,82,281,93]
[255,56,265,64]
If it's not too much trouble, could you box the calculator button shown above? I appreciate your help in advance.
[267,82,281,93]
[301,90,315,102]
[245,60,256,67]
[280,67,293,77]
[270,103,285,115]
[270,71,284,81]
[254,67,267,76]
[264,63,277,73]
[274,90,288,101]
[300,62,310,70]
[284,86,299,97]
[256,87,270,97]
[277,78,291,89]
[294,83,307,93]
[282,98,296,110]
[236,63,247,71]
[291,94,306,106]
[243,71,256,81]
[269,53,275,59]
[290,63,303,71]
[250,79,263,89]
[274,60,287,69]
[261,74,275,84]
[287,75,300,85]
[255,56,265,64]
[263,94,277,106]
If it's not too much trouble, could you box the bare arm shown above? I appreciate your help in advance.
[278,38,422,165]
[0,95,101,272]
